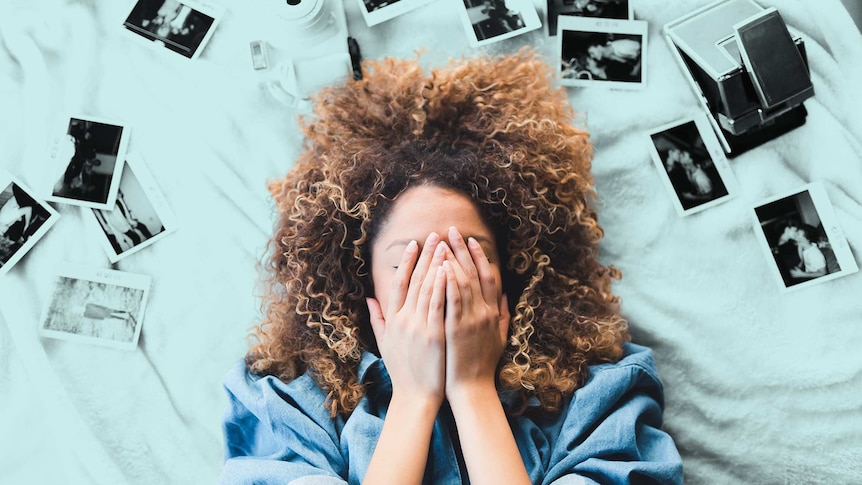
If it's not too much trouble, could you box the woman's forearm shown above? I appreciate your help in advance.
[363,394,438,485]
[448,385,531,485]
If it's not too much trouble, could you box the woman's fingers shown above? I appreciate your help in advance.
[415,241,448,319]
[443,260,462,323]
[467,236,498,305]
[402,232,440,311]
[428,266,447,328]
[448,226,479,283]
[388,239,419,315]
[366,297,386,342]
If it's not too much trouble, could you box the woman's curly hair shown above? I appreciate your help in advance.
[248,47,629,418]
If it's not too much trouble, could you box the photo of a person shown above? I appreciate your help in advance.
[94,190,158,254]
[0,182,53,267]
[40,267,150,350]
[465,0,527,41]
[123,0,217,59]
[650,121,729,211]
[757,189,841,288]
[561,31,642,83]
[51,118,124,207]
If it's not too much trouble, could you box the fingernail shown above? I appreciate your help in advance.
[427,232,439,245]
[435,241,446,256]
[407,240,417,251]
[467,237,480,249]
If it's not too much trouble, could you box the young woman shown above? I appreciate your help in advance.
[221,49,682,484]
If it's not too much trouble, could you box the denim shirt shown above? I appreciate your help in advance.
[221,343,683,484]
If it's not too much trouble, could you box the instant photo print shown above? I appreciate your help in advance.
[752,182,858,293]
[83,154,178,263]
[647,113,737,216]
[46,115,130,210]
[0,172,59,276]
[122,0,223,60]
[664,0,814,157]
[40,264,151,351]
[458,0,542,48]
[558,16,648,90]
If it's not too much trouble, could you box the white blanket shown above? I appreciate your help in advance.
[1,0,860,483]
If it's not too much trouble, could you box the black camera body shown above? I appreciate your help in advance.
[665,0,815,157]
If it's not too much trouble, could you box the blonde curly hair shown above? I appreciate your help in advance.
[248,47,629,417]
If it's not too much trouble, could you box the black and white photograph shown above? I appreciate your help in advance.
[458,0,542,47]
[122,0,223,60]
[547,0,632,37]
[40,264,151,351]
[47,116,129,210]
[84,154,178,263]
[753,183,858,292]
[0,173,60,276]
[558,16,647,89]
[647,115,736,216]
[356,0,436,26]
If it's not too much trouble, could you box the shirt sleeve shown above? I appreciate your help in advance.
[220,360,349,485]
[544,344,683,485]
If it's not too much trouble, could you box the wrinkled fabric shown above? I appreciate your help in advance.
[221,343,682,484]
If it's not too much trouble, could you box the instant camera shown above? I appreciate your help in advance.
[664,0,814,157]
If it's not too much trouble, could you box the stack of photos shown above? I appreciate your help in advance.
[40,265,151,351]
[357,0,437,26]
[646,114,737,216]
[752,182,858,292]
[0,174,59,276]
[558,16,648,89]
[547,0,631,36]
[457,0,542,47]
[122,0,223,60]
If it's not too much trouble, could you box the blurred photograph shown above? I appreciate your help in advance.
[48,116,129,210]
[559,16,647,89]
[647,116,736,216]
[459,0,541,47]
[0,174,59,275]
[123,0,223,59]
[40,264,151,351]
[86,155,178,263]
[753,183,858,291]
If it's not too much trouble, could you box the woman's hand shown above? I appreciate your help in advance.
[364,233,449,485]
[439,227,528,485]
[442,226,510,400]
[366,232,448,408]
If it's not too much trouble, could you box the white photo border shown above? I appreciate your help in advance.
[545,0,634,37]
[0,171,60,276]
[751,182,859,293]
[456,0,542,48]
[558,16,648,90]
[82,153,179,263]
[120,0,225,60]
[45,114,130,210]
[39,263,152,351]
[646,113,738,217]
[357,0,437,27]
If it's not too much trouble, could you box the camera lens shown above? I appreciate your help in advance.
[286,0,301,5]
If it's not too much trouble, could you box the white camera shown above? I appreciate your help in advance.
[249,0,358,107]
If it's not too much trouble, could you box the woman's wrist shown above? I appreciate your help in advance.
[446,381,499,415]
